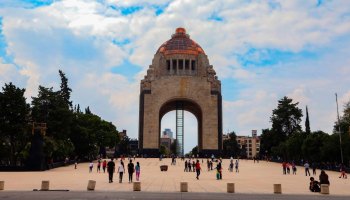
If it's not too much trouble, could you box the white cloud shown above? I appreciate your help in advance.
[0,0,349,147]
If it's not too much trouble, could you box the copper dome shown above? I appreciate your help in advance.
[157,28,205,56]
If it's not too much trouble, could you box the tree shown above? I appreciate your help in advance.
[305,106,311,134]
[59,70,72,108]
[0,82,30,165]
[271,96,303,137]
[170,139,177,155]
[223,131,240,157]
[160,145,168,155]
[190,146,198,156]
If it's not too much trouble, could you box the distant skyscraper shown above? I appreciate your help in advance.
[162,128,173,139]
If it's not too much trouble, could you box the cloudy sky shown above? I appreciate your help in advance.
[0,0,349,153]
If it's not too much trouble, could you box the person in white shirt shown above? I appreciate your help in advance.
[89,161,93,173]
[118,161,125,183]
[304,161,310,176]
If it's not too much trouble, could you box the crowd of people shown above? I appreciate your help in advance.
[85,157,141,183]
[76,155,347,194]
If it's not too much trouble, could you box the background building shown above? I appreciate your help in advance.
[236,130,260,158]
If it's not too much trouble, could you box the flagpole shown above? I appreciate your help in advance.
[335,93,344,164]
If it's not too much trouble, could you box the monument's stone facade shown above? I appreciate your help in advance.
[139,28,222,156]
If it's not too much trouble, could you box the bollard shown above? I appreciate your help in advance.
[180,182,188,192]
[87,180,96,191]
[133,182,141,191]
[227,183,235,193]
[273,184,282,194]
[320,184,329,194]
[0,181,4,190]
[41,181,50,191]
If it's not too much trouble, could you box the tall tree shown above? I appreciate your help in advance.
[270,96,303,137]
[59,70,72,108]
[223,131,240,157]
[305,106,311,134]
[0,82,30,165]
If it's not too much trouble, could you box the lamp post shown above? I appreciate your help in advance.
[335,93,344,164]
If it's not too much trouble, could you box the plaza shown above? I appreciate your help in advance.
[0,158,349,196]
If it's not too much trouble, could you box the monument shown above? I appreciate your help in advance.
[139,27,222,157]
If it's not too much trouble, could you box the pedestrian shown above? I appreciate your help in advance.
[127,160,135,183]
[319,170,330,185]
[102,160,107,173]
[195,160,201,180]
[286,162,290,174]
[312,162,317,175]
[135,162,141,181]
[304,161,311,176]
[97,159,101,173]
[207,159,210,171]
[188,160,192,172]
[235,159,239,173]
[74,160,78,169]
[217,162,222,179]
[210,161,213,170]
[118,161,125,183]
[282,162,287,175]
[107,158,115,183]
[184,160,188,172]
[229,161,233,172]
[192,161,196,173]
[292,162,297,175]
[339,163,347,179]
[89,161,93,173]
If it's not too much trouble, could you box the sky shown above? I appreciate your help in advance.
[0,0,350,153]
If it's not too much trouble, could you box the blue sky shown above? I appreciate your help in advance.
[0,0,350,153]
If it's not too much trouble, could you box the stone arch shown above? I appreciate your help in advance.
[158,98,203,151]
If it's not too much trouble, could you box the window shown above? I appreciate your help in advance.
[185,60,190,70]
[172,60,177,70]
[191,60,196,70]
[167,60,170,70]
[179,59,183,70]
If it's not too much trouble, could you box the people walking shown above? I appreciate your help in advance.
[292,162,297,175]
[107,158,115,183]
[229,161,234,172]
[89,161,93,173]
[118,161,125,183]
[192,161,196,173]
[339,163,347,179]
[184,160,188,172]
[304,161,311,176]
[97,159,101,173]
[127,160,135,183]
[135,162,141,181]
[195,160,201,180]
[217,162,222,179]
[235,159,239,173]
[102,160,107,173]
[312,162,317,175]
[188,160,192,172]
[282,162,287,175]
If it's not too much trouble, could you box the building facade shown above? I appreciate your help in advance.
[236,130,260,158]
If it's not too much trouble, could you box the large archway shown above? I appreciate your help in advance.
[159,99,202,155]
[138,27,222,157]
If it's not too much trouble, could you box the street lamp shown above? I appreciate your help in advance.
[335,93,344,164]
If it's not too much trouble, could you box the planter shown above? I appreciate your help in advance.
[160,165,168,171]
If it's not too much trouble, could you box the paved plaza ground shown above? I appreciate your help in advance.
[0,158,349,196]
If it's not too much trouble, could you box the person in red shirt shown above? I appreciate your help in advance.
[102,160,107,173]
[195,160,201,180]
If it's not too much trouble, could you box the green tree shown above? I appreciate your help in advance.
[190,146,198,156]
[58,70,72,108]
[305,106,311,135]
[271,96,303,138]
[223,131,239,157]
[160,145,168,155]
[0,82,30,165]
[170,139,177,155]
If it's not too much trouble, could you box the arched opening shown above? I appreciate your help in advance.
[160,111,198,155]
[159,99,202,156]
